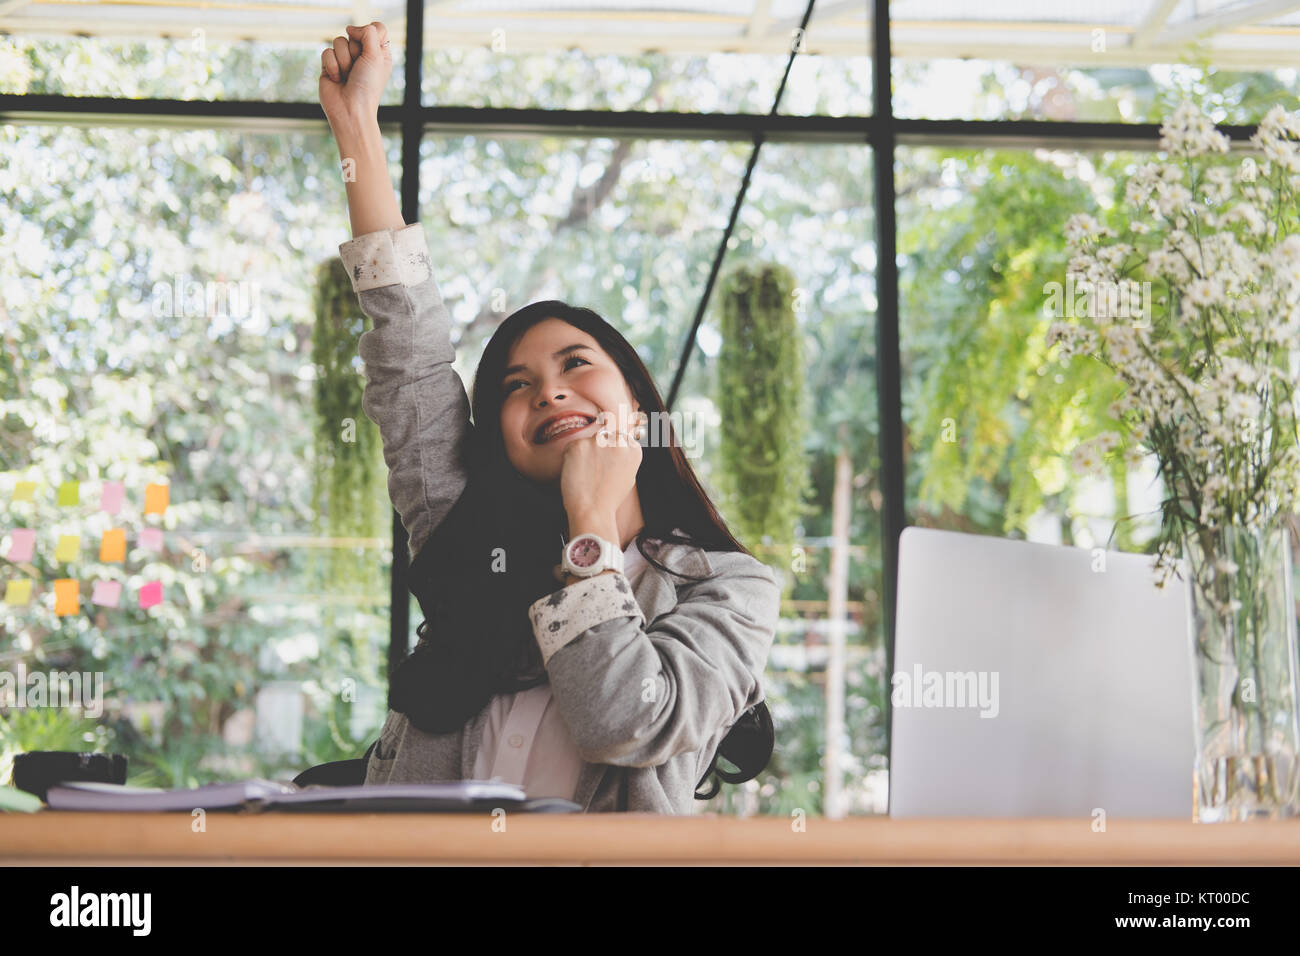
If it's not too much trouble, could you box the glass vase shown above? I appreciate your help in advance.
[1183,521,1300,821]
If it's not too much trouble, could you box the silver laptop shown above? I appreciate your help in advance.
[888,526,1194,818]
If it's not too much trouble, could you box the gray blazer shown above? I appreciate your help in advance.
[338,223,781,814]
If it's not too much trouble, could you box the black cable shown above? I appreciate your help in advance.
[663,0,820,412]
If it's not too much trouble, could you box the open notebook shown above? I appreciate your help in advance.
[43,779,581,813]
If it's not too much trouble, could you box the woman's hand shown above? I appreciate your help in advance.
[320,21,404,237]
[559,407,647,520]
[319,21,393,127]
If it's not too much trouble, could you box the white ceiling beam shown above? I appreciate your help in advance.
[1131,0,1181,48]
[892,39,1299,69]
[1155,0,1300,45]
[766,0,865,37]
[0,18,871,55]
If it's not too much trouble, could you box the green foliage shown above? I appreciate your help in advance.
[309,256,387,599]
[715,262,816,560]
[902,149,1137,543]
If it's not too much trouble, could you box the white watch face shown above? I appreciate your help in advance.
[570,537,602,569]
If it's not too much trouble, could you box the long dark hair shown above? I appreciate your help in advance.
[387,300,774,800]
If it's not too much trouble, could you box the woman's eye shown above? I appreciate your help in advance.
[504,356,590,394]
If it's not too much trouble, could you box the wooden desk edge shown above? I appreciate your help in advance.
[3,815,1299,864]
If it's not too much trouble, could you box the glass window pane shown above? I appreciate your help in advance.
[423,0,870,115]
[0,123,394,786]
[0,17,407,103]
[892,1,1300,122]
[414,134,876,815]
[898,145,1166,554]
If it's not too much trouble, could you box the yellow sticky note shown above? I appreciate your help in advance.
[12,481,36,502]
[53,579,79,616]
[100,528,126,563]
[4,579,32,606]
[57,481,79,506]
[144,483,170,516]
[54,534,81,563]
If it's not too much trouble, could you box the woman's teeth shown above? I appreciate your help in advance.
[539,417,592,442]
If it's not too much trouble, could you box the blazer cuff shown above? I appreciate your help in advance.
[338,223,432,293]
[528,572,646,668]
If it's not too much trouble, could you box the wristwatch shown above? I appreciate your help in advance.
[556,532,624,582]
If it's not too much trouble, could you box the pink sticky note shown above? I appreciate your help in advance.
[138,580,162,609]
[92,580,122,608]
[100,481,125,514]
[6,529,35,563]
[139,528,164,552]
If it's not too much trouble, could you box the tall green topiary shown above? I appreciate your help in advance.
[715,261,814,565]
[310,256,388,603]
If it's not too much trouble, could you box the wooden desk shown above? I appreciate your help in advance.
[2,813,1299,865]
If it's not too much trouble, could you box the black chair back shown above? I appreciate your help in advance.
[291,740,377,788]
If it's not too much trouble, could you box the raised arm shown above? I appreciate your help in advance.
[322,22,473,562]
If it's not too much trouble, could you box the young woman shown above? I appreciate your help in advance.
[320,23,781,813]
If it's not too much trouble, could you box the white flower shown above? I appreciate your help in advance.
[1065,213,1103,243]
[1218,356,1259,386]
[1201,165,1234,204]
[1253,106,1300,173]
[1203,474,1230,498]
[1103,324,1141,364]
[1159,101,1232,156]
[1123,443,1148,467]
[1275,234,1300,276]
[1225,202,1267,236]
[1214,557,1239,575]
[1185,277,1224,307]
[1155,183,1193,219]
[1223,390,1262,422]
[1109,394,1139,417]
[1071,441,1106,476]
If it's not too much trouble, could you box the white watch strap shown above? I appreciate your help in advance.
[603,537,625,573]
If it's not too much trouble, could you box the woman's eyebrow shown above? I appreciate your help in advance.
[503,343,593,378]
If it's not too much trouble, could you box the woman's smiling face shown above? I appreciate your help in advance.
[500,318,641,485]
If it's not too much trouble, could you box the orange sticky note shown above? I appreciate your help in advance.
[12,481,36,502]
[100,528,126,562]
[54,534,81,562]
[54,579,79,616]
[144,483,169,515]
[4,579,32,606]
